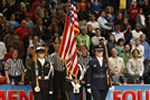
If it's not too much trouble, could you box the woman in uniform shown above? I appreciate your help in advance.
[31,46,52,100]
[86,45,108,100]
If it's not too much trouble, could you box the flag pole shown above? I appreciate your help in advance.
[104,44,112,88]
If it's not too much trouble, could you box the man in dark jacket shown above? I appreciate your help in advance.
[33,17,47,39]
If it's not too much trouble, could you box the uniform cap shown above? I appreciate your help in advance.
[36,47,45,53]
[95,45,104,52]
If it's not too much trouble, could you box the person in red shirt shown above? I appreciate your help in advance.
[129,0,139,29]
[16,20,28,41]
[32,0,41,11]
[3,44,14,65]
[24,4,36,22]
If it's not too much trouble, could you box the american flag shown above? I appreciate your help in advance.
[59,0,80,76]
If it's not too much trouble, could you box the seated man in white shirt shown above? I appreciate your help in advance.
[97,10,112,30]
[130,24,143,46]
[86,14,100,33]
[97,10,112,39]
[91,28,105,46]
[131,38,144,62]
[112,25,125,42]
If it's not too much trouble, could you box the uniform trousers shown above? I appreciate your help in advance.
[91,88,107,100]
[53,70,66,100]
[67,92,81,100]
[33,89,49,100]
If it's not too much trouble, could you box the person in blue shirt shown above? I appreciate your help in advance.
[91,0,102,14]
[140,34,150,72]
[86,45,108,100]
[9,14,20,30]
[105,6,116,28]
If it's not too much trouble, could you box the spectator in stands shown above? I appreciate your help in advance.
[32,0,41,11]
[23,28,34,58]
[33,36,39,45]
[105,6,116,28]
[20,0,30,11]
[49,2,57,13]
[86,24,95,38]
[33,17,47,38]
[1,16,7,27]
[56,10,62,23]
[56,0,65,12]
[127,49,144,77]
[45,0,52,9]
[79,0,86,12]
[3,27,15,47]
[97,10,112,31]
[25,45,34,83]
[118,0,128,18]
[129,0,139,30]
[78,12,87,29]
[48,18,62,36]
[58,13,66,31]
[83,2,96,22]
[114,12,122,27]
[130,24,143,46]
[136,7,146,29]
[112,25,125,42]
[9,14,20,30]
[76,26,91,50]
[121,18,132,44]
[91,28,104,46]
[0,40,7,72]
[25,14,34,28]
[115,38,124,56]
[4,49,25,84]
[47,11,56,27]
[48,36,59,54]
[107,34,116,57]
[0,0,11,19]
[16,20,28,41]
[141,0,150,25]
[42,10,50,27]
[140,34,150,72]
[42,29,53,43]
[14,3,25,24]
[3,44,14,65]
[35,0,45,18]
[0,20,10,41]
[91,0,102,14]
[12,34,25,59]
[109,48,125,84]
[119,44,133,80]
[136,8,149,41]
[131,38,144,62]
[24,4,36,22]
[86,14,100,33]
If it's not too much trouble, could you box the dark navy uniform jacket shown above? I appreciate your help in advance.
[86,57,108,90]
[31,60,52,91]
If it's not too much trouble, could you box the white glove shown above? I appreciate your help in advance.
[49,91,53,94]
[73,83,81,93]
[87,88,91,94]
